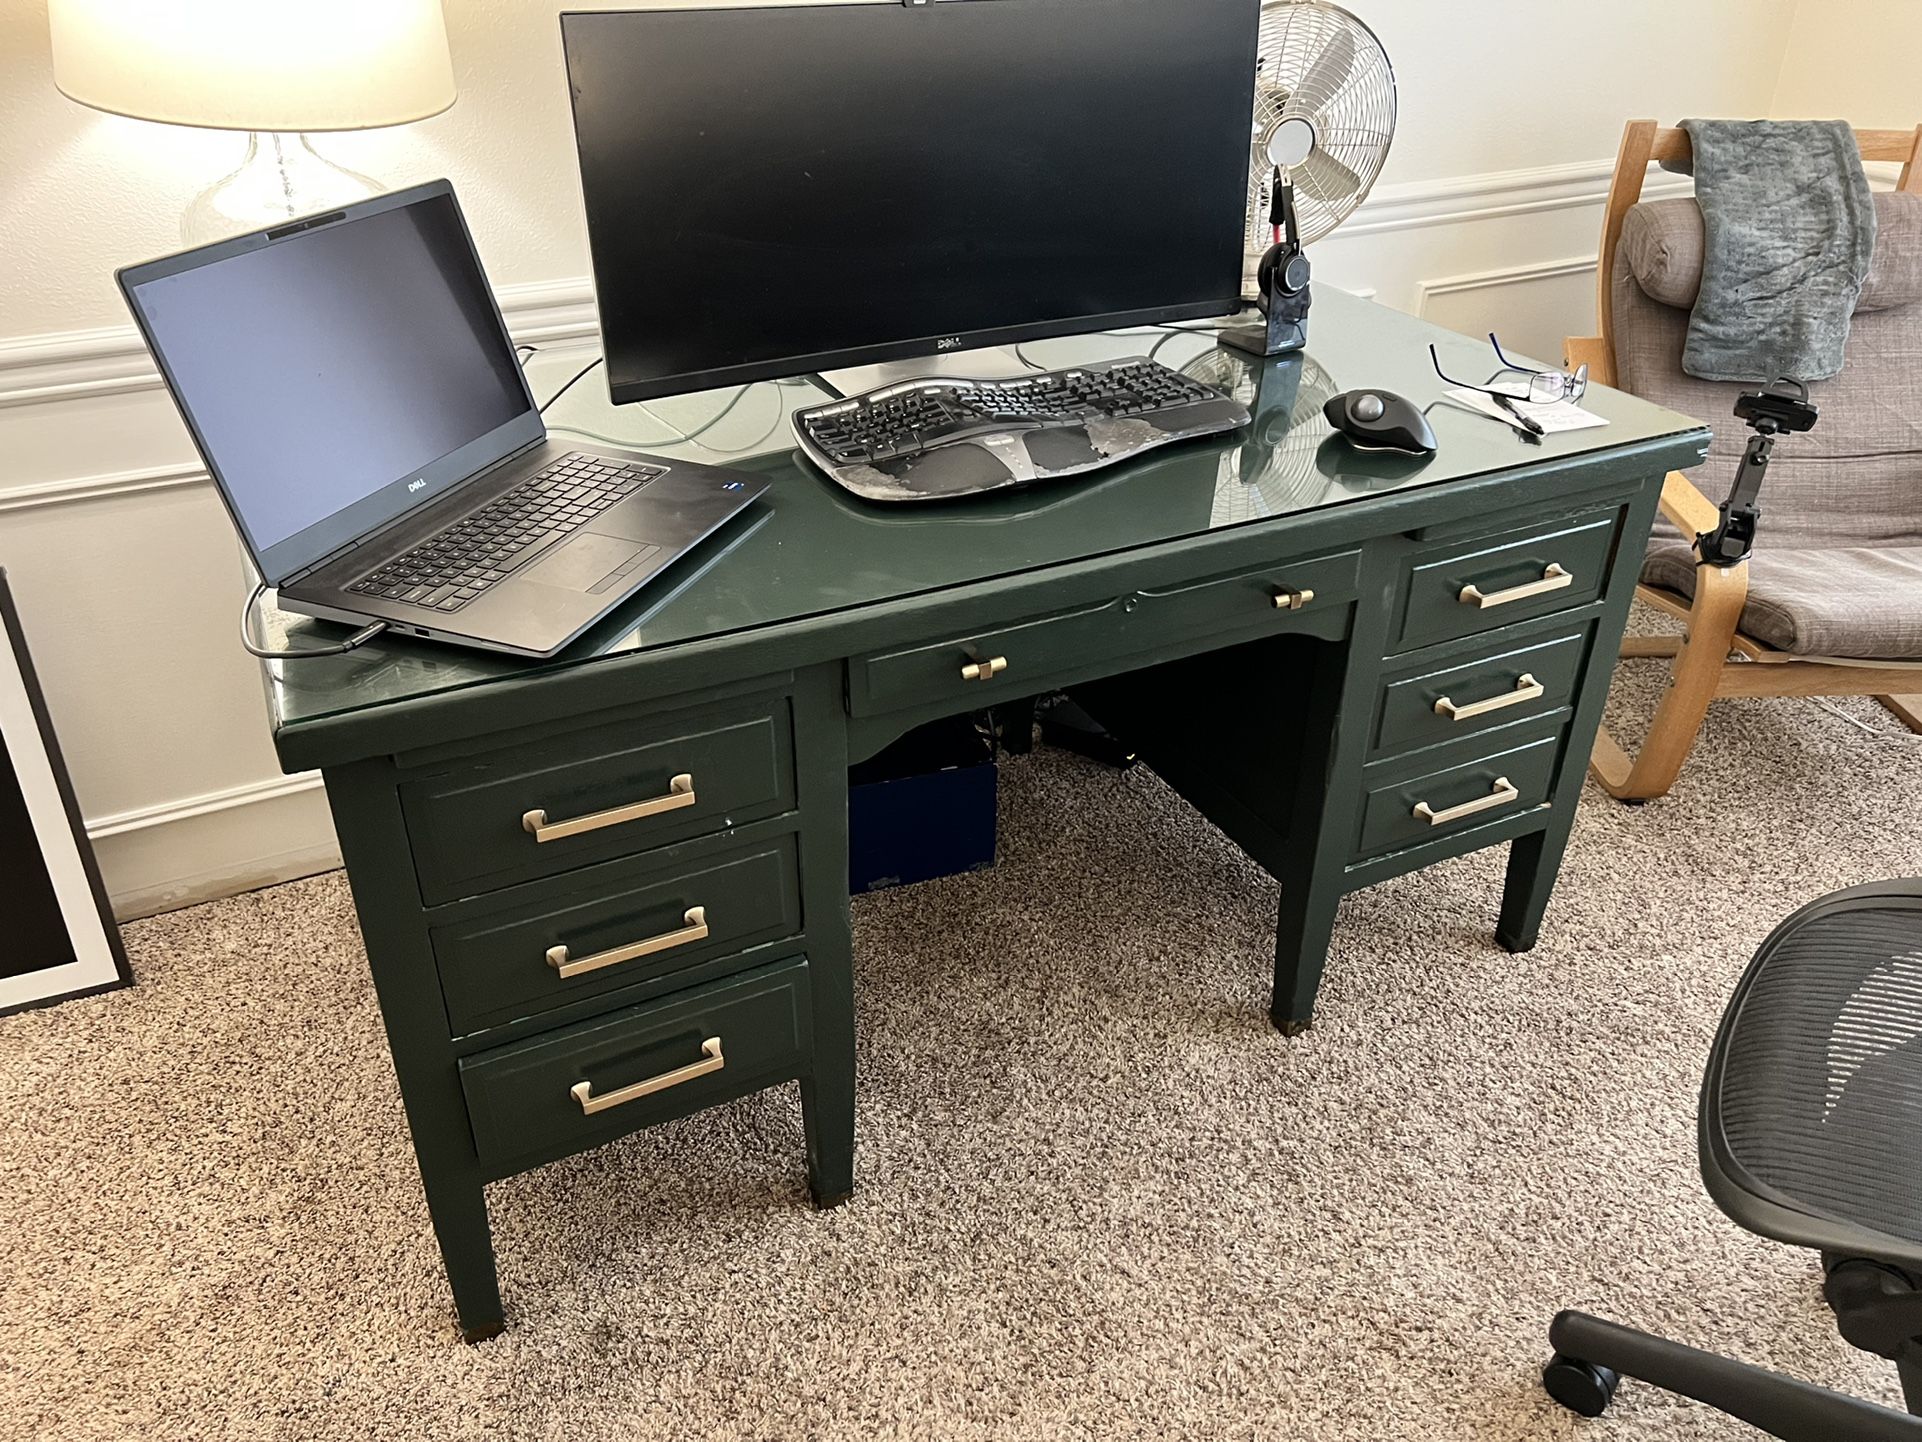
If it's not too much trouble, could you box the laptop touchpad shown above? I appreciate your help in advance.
[523,533,657,593]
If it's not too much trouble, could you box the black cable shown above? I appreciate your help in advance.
[239,580,387,660]
[539,356,604,414]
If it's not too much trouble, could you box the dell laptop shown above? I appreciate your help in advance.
[118,181,768,659]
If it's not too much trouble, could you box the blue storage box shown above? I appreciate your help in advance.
[848,717,997,894]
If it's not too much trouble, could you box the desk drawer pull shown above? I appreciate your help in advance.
[1434,673,1545,722]
[961,656,1009,683]
[1413,776,1520,827]
[545,907,710,980]
[1272,586,1317,612]
[570,1037,724,1116]
[1459,563,1572,609]
[522,773,696,843]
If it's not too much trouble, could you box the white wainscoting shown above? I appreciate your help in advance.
[0,157,1691,918]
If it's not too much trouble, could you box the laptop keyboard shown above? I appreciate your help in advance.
[348,453,666,614]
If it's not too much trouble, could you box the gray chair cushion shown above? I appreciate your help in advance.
[1645,539,1922,658]
[1622,193,1922,312]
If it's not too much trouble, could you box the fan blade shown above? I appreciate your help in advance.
[1292,25,1355,108]
[1295,146,1363,206]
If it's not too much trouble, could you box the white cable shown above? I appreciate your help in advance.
[1811,697,1922,741]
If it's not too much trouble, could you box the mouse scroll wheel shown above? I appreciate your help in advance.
[1353,394,1386,423]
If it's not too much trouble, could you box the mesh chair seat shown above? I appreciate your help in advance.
[1701,883,1922,1271]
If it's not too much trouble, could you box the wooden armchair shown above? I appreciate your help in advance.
[1569,120,1922,801]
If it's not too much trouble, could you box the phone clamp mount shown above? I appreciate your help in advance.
[1221,172,1312,359]
[1695,378,1819,568]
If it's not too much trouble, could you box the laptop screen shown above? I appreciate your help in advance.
[121,184,540,584]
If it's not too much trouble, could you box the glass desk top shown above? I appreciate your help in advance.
[265,287,1710,733]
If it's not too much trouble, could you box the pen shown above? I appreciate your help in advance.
[1492,394,1546,439]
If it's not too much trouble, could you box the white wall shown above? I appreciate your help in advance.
[1771,0,1922,128]
[0,0,1834,916]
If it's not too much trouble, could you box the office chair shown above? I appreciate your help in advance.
[1543,879,1922,1439]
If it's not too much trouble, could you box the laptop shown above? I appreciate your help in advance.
[118,181,768,659]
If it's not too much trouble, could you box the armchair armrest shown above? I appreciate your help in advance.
[1564,335,1616,388]
[1660,471,1722,538]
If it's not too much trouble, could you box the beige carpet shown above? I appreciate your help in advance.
[5,648,1922,1441]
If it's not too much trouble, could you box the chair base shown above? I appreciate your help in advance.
[1544,1310,1922,1440]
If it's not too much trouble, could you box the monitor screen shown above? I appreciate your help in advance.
[120,185,538,583]
[562,0,1261,403]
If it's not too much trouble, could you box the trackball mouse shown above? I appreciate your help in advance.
[1323,389,1438,455]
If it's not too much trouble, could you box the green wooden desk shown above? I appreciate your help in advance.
[263,291,1709,1339]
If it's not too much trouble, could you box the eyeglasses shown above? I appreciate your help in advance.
[1430,334,1589,406]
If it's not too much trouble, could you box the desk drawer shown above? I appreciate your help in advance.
[401,697,795,904]
[432,840,803,1036]
[849,549,1359,718]
[1355,732,1561,861]
[459,956,811,1173]
[1371,628,1589,760]
[1394,513,1618,652]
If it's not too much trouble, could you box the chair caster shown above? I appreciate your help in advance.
[1543,1353,1622,1417]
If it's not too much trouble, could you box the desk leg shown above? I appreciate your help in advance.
[1273,875,1344,1035]
[325,761,505,1342]
[1499,470,1666,955]
[1497,822,1573,955]
[1270,585,1391,1034]
[802,910,856,1208]
[422,1170,506,1343]
[799,668,856,1208]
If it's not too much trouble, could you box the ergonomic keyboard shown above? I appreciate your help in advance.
[792,357,1252,502]
[347,453,666,613]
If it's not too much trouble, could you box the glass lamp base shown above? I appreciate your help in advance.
[182,133,380,244]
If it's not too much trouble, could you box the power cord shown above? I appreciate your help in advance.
[239,580,387,660]
[539,356,604,414]
[1014,319,1250,371]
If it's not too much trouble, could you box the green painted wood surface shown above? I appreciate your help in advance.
[261,292,1709,1336]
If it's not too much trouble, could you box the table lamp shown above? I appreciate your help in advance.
[49,0,457,243]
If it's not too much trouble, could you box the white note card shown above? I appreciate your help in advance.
[1445,388,1610,435]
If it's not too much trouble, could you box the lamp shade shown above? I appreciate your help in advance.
[49,0,456,133]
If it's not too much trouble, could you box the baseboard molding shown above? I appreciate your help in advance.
[85,770,326,840]
[89,772,339,921]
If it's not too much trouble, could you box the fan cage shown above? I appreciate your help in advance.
[1247,1,1397,252]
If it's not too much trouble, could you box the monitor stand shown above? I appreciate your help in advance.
[819,344,1030,399]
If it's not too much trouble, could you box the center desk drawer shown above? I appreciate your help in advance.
[850,548,1359,718]
[431,840,803,1036]
[401,697,795,904]
[1393,512,1619,652]
[459,956,811,1174]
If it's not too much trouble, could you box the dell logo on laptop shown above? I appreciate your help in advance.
[407,478,427,494]
[936,336,964,351]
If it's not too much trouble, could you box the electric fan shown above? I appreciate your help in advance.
[1222,1,1397,359]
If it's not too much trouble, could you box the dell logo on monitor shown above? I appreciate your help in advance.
[936,336,964,351]
[407,478,427,494]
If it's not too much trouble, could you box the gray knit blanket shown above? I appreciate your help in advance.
[1676,118,1876,382]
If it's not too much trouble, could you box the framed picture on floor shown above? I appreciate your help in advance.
[0,569,130,1014]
